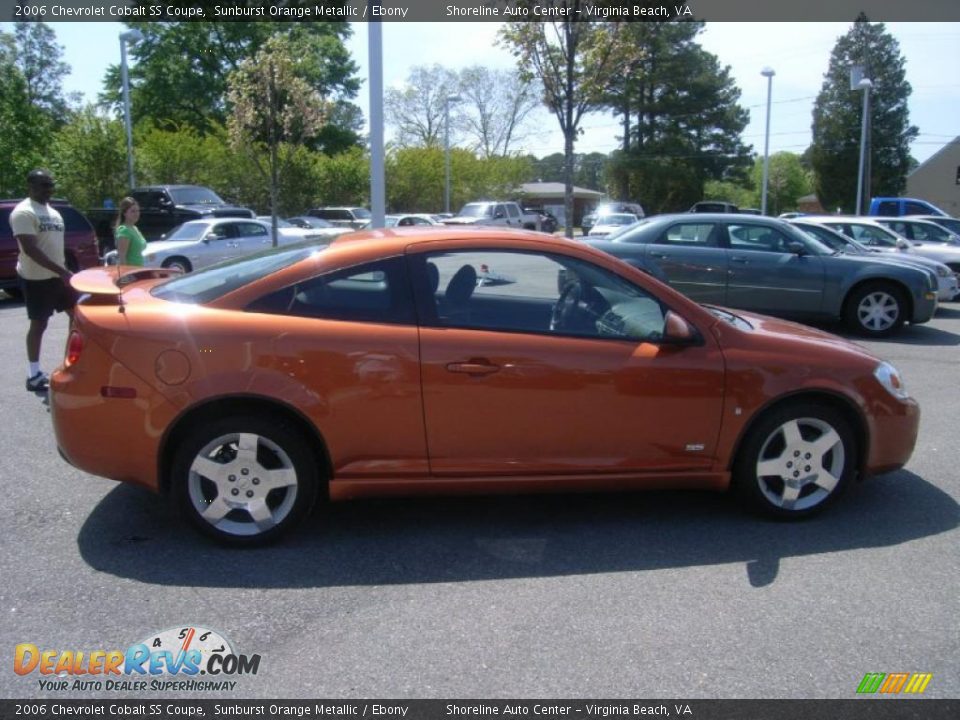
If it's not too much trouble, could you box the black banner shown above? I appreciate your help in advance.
[2,0,960,22]
[1,700,959,720]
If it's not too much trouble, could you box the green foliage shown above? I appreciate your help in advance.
[811,15,918,212]
[227,35,329,232]
[751,152,813,215]
[101,17,361,152]
[48,107,127,211]
[386,147,533,213]
[703,180,755,209]
[602,21,752,214]
[0,25,68,196]
[312,147,370,208]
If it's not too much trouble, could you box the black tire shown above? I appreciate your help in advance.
[843,282,906,337]
[733,403,856,519]
[162,257,192,274]
[171,414,319,546]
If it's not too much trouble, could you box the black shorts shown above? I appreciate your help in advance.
[20,277,77,321]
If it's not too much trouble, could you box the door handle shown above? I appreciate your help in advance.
[730,256,749,264]
[446,361,500,376]
[651,252,671,260]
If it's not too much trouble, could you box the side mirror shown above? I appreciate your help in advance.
[896,239,911,250]
[203,233,218,243]
[786,240,807,255]
[662,310,698,345]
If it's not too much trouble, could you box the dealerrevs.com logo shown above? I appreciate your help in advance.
[14,626,261,693]
[856,673,933,694]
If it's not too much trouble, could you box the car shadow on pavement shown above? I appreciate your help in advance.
[814,320,960,346]
[77,469,957,590]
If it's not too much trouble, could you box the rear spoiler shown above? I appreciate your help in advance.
[70,266,183,296]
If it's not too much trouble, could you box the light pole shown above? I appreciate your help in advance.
[855,78,873,216]
[760,67,775,216]
[119,29,144,189]
[444,94,462,214]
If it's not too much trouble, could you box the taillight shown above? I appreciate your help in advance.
[66,331,84,367]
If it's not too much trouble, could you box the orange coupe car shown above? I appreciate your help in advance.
[51,229,919,545]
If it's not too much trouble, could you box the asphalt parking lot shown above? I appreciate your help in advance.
[0,289,957,700]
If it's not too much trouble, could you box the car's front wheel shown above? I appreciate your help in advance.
[843,282,906,337]
[734,403,856,519]
[172,415,319,545]
[162,257,192,274]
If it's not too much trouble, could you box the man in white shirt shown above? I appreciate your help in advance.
[9,169,76,392]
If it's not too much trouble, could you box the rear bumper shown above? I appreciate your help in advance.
[50,352,178,493]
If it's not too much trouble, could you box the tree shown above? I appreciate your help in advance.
[100,13,360,152]
[602,21,752,214]
[456,66,540,158]
[752,152,812,215]
[810,14,918,213]
[49,108,128,211]
[12,22,74,124]
[500,6,634,236]
[0,32,55,196]
[384,65,461,148]
[227,36,328,245]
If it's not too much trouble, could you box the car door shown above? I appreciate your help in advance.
[645,221,728,305]
[409,247,725,476]
[724,222,825,315]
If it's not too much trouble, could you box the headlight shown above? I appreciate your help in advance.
[874,361,910,400]
[935,264,951,278]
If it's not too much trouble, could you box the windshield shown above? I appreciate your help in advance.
[168,187,226,205]
[459,203,494,218]
[152,244,323,305]
[163,222,209,242]
[598,214,638,226]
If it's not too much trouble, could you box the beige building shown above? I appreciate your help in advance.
[905,137,960,216]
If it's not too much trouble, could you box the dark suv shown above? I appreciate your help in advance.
[1,199,100,299]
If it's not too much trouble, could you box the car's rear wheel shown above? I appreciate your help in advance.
[843,282,906,337]
[172,415,319,546]
[162,257,192,273]
[734,403,856,519]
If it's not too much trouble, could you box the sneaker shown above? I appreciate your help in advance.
[26,371,49,392]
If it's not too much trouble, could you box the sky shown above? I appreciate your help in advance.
[7,21,960,168]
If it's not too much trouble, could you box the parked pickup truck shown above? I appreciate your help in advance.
[869,197,949,218]
[441,201,540,230]
[87,185,255,251]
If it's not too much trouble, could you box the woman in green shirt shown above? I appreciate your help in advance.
[114,197,147,266]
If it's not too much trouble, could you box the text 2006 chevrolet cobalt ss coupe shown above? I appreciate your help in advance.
[52,229,919,545]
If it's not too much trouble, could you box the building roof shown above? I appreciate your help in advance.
[519,182,605,200]
[907,136,960,178]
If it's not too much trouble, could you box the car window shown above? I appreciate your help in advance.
[905,201,930,215]
[56,206,93,233]
[507,204,520,218]
[248,256,415,325]
[726,224,797,253]
[911,223,950,243]
[881,220,908,236]
[877,201,899,216]
[415,250,667,343]
[856,225,898,247]
[658,223,719,248]
[165,223,208,242]
[154,246,319,305]
[795,224,845,251]
[351,208,372,220]
[236,222,269,237]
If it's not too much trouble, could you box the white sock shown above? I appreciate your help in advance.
[29,362,41,378]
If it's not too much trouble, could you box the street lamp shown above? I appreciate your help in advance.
[760,67,775,216]
[855,78,873,216]
[444,94,462,214]
[119,29,144,189]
